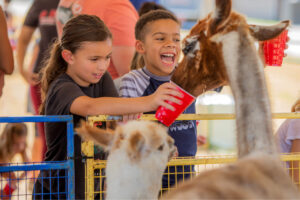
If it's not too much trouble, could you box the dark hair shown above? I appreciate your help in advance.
[138,2,167,16]
[0,123,27,161]
[40,14,112,114]
[135,10,179,41]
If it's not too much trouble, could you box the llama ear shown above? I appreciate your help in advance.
[127,131,145,161]
[75,121,114,150]
[249,20,290,41]
[209,0,232,34]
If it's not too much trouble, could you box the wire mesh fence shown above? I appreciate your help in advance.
[0,116,75,200]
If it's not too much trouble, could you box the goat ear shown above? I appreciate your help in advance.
[75,121,114,150]
[127,131,145,161]
[249,20,290,41]
[209,0,232,34]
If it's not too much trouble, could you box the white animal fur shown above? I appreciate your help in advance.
[76,120,176,200]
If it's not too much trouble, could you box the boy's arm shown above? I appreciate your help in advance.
[119,75,142,121]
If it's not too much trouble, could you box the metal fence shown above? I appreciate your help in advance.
[0,116,75,200]
[84,113,300,200]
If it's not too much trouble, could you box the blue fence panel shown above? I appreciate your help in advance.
[0,115,75,200]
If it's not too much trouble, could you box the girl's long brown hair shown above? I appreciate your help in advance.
[40,15,112,114]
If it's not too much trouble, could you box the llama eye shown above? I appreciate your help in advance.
[158,144,164,151]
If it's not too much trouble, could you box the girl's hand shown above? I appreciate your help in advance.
[149,82,183,111]
[197,135,207,146]
[122,113,142,122]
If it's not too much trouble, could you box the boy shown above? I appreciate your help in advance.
[119,10,197,191]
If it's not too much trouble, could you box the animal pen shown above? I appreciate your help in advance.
[0,113,299,200]
[0,116,75,200]
[84,113,300,200]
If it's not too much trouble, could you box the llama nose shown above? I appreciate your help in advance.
[183,40,197,55]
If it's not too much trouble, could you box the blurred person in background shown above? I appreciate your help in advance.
[130,0,160,10]
[0,5,14,97]
[56,0,138,80]
[0,123,30,199]
[16,0,60,161]
[276,98,300,187]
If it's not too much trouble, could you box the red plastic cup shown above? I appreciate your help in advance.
[155,82,195,127]
[263,30,288,66]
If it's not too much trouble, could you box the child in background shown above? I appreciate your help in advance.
[119,10,197,192]
[0,123,29,198]
[276,98,300,187]
[33,14,182,199]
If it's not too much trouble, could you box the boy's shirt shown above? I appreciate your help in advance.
[120,67,197,157]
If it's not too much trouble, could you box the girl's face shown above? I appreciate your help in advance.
[137,19,181,76]
[65,39,113,87]
[13,135,27,154]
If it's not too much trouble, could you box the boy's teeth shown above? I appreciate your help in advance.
[162,54,174,57]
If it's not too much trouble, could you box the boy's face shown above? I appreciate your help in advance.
[136,19,181,76]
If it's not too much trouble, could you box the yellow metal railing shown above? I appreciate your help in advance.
[82,113,300,200]
[87,112,300,123]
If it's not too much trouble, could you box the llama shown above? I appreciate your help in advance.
[76,0,300,199]
[76,120,177,200]
[171,0,290,98]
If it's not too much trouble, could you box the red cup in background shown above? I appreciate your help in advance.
[155,82,195,127]
[263,29,288,66]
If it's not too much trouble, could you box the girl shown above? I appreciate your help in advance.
[0,123,29,198]
[33,14,182,199]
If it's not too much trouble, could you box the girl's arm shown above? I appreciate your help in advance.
[70,82,183,116]
[289,139,300,186]
[21,149,30,163]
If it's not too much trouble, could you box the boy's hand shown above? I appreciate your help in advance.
[149,82,183,111]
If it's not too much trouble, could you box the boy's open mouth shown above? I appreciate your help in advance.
[160,53,176,65]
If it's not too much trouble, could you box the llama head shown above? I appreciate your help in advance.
[171,0,290,96]
[76,121,177,199]
[76,120,176,166]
